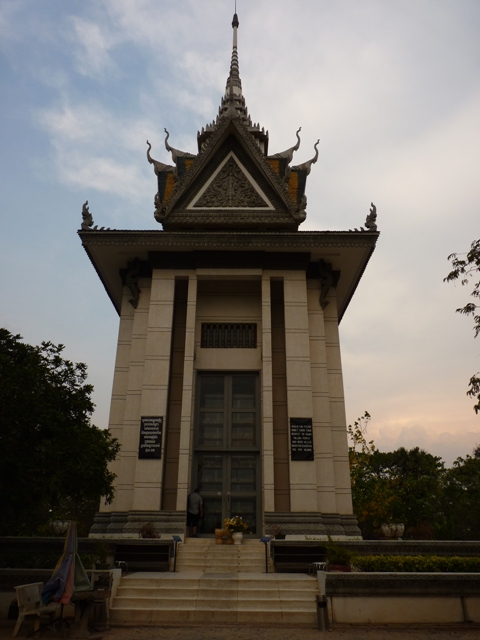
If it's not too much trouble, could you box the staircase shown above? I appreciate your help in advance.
[109,538,319,626]
[176,537,267,572]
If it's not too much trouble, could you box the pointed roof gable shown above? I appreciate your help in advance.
[148,12,319,231]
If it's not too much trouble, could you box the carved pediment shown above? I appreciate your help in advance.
[161,121,304,230]
[189,154,271,210]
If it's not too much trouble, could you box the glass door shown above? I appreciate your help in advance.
[193,373,260,535]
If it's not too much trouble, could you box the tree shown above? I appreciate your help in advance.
[348,413,444,539]
[0,329,119,535]
[348,412,387,537]
[373,447,444,539]
[445,238,480,413]
[440,452,480,540]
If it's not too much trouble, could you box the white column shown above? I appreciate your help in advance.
[307,279,337,513]
[324,293,354,514]
[131,270,176,511]
[114,281,151,512]
[100,290,135,513]
[283,271,317,512]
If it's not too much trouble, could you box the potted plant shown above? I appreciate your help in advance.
[325,537,353,572]
[139,522,159,539]
[94,542,111,570]
[223,516,250,545]
[267,524,285,539]
[381,523,405,539]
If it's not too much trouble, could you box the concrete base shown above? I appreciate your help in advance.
[90,511,186,538]
[264,512,361,538]
[330,595,480,625]
[91,511,362,539]
[327,573,480,625]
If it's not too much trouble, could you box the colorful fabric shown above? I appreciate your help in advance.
[41,522,91,605]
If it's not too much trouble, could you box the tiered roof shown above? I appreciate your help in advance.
[147,13,320,231]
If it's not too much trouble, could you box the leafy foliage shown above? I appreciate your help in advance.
[326,537,353,566]
[440,454,480,540]
[349,413,444,537]
[445,238,480,413]
[0,551,96,570]
[348,413,468,540]
[139,522,160,538]
[355,555,480,572]
[224,516,250,532]
[0,329,119,535]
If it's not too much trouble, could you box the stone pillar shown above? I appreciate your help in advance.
[112,281,152,512]
[307,279,337,513]
[131,270,176,511]
[283,271,317,512]
[100,288,135,514]
[261,274,275,513]
[324,292,353,514]
[176,275,198,511]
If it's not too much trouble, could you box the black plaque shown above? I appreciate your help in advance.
[138,416,163,459]
[290,418,314,461]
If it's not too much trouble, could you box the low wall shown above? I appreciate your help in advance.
[326,573,480,625]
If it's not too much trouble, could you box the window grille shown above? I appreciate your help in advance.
[201,323,257,349]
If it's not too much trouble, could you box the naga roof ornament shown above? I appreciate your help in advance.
[146,12,320,231]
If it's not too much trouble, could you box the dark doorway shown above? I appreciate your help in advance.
[192,373,261,535]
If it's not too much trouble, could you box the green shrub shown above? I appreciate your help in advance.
[0,551,97,569]
[0,552,59,569]
[354,555,480,572]
[326,539,353,566]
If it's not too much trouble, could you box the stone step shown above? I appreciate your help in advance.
[110,572,318,626]
[176,542,267,573]
[177,548,265,558]
[177,557,265,565]
[112,598,317,613]
[110,608,317,626]
[178,547,264,552]
[175,566,266,573]
[119,577,317,591]
[183,538,260,546]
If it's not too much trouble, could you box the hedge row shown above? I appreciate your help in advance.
[354,555,480,573]
[0,552,97,569]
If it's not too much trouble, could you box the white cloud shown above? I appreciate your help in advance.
[69,17,118,78]
[0,0,26,45]
[37,102,157,200]
[372,422,480,467]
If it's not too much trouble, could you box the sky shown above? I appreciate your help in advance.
[1,0,479,466]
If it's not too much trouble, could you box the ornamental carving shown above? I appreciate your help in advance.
[81,201,93,230]
[194,157,268,208]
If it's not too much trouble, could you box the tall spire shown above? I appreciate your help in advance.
[220,11,247,119]
[226,12,242,100]
[197,11,269,154]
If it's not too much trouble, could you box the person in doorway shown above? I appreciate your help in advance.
[186,488,204,538]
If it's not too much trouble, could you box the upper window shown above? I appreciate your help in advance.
[201,323,257,349]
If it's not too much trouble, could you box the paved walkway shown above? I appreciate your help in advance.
[2,620,480,640]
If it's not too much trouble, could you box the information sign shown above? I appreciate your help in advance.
[138,416,163,459]
[290,418,314,461]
